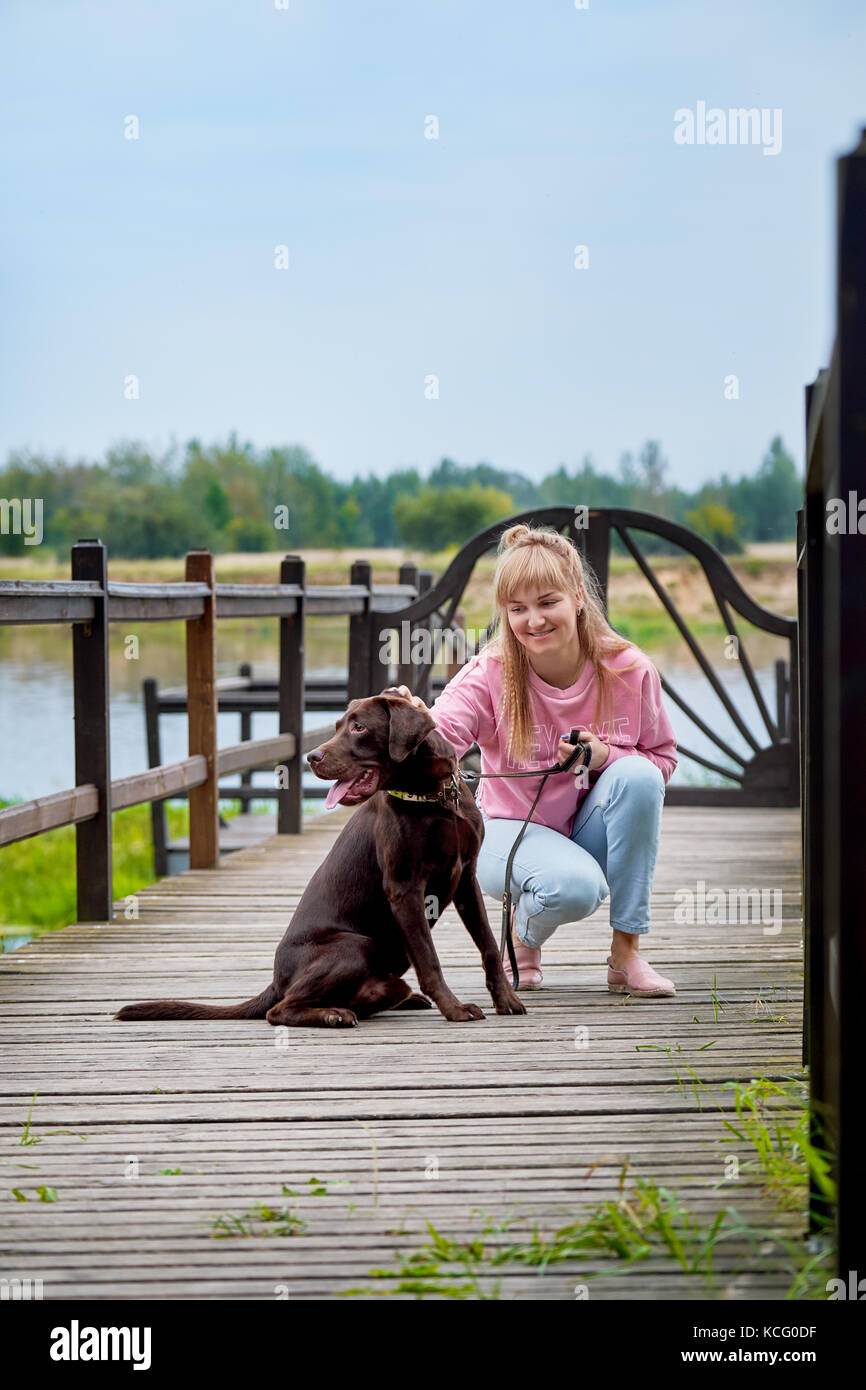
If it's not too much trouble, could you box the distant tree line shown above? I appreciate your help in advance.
[0,433,802,559]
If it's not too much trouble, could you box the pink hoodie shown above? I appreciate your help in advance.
[427,642,677,838]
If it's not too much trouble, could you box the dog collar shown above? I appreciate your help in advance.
[386,772,463,807]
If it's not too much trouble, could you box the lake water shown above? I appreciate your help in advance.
[0,623,792,803]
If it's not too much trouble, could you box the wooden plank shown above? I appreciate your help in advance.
[111,756,208,811]
[0,805,805,1300]
[216,736,295,778]
[107,581,209,621]
[0,785,98,845]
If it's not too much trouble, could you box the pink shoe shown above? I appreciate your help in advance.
[502,909,543,989]
[607,953,676,997]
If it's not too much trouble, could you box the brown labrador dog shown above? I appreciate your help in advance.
[116,691,525,1028]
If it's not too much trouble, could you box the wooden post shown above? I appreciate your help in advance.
[414,570,434,705]
[278,556,305,834]
[833,133,866,1278]
[239,662,252,793]
[396,562,419,690]
[72,539,112,921]
[185,550,219,868]
[143,677,168,879]
[347,559,372,701]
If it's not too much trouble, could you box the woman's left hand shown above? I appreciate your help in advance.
[556,729,610,773]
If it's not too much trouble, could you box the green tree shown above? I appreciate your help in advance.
[683,501,744,554]
[739,436,802,542]
[393,484,514,549]
[203,480,231,531]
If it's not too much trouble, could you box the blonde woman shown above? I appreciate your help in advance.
[395,523,677,995]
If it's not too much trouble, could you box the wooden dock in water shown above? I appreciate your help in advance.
[0,803,803,1300]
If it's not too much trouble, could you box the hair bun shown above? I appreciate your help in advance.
[498,523,536,552]
[498,522,568,555]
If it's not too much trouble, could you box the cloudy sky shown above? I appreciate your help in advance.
[1,0,864,487]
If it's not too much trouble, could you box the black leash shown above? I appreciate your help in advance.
[459,731,593,989]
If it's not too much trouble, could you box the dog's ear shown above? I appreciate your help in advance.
[386,699,436,763]
[419,727,459,779]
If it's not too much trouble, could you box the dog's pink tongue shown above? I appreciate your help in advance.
[325,778,356,810]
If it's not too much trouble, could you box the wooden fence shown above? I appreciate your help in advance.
[0,544,426,920]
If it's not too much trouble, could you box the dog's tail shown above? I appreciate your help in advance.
[115,985,278,1022]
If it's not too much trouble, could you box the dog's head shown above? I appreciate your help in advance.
[306,690,457,808]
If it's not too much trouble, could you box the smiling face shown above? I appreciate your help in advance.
[505,584,582,664]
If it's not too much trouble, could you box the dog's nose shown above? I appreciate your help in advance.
[307,748,323,766]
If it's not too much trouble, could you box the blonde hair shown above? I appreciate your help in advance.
[485,523,640,764]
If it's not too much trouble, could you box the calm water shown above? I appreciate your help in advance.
[0,623,791,801]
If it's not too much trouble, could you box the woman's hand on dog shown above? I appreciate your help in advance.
[556,729,610,772]
[389,684,430,712]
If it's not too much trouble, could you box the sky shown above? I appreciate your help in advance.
[1,0,864,490]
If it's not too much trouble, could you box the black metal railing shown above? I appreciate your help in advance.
[373,505,798,807]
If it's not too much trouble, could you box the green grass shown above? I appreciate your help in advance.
[0,797,260,935]
[183,1059,837,1301]
[336,1070,835,1300]
[16,1090,87,1146]
[210,1177,345,1239]
[0,799,185,934]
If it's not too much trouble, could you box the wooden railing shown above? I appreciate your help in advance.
[0,543,428,921]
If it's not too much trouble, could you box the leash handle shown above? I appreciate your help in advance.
[463,733,592,782]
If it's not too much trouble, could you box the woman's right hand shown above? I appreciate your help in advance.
[391,684,429,712]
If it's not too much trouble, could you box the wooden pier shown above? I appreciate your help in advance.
[0,802,802,1300]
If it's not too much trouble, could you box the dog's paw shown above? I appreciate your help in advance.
[443,1001,485,1021]
[495,991,527,1015]
[323,1008,359,1027]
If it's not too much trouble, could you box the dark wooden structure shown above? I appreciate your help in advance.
[798,129,866,1275]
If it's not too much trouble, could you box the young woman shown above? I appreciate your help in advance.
[395,522,678,995]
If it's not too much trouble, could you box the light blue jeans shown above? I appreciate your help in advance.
[475,755,665,949]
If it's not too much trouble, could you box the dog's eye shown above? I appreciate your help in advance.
[349,721,366,733]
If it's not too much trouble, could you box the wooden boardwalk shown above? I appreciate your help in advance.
[0,804,803,1300]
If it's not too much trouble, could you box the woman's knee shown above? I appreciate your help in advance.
[475,848,607,923]
[603,754,665,806]
[532,863,609,921]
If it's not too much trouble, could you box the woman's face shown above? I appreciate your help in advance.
[505,583,581,658]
